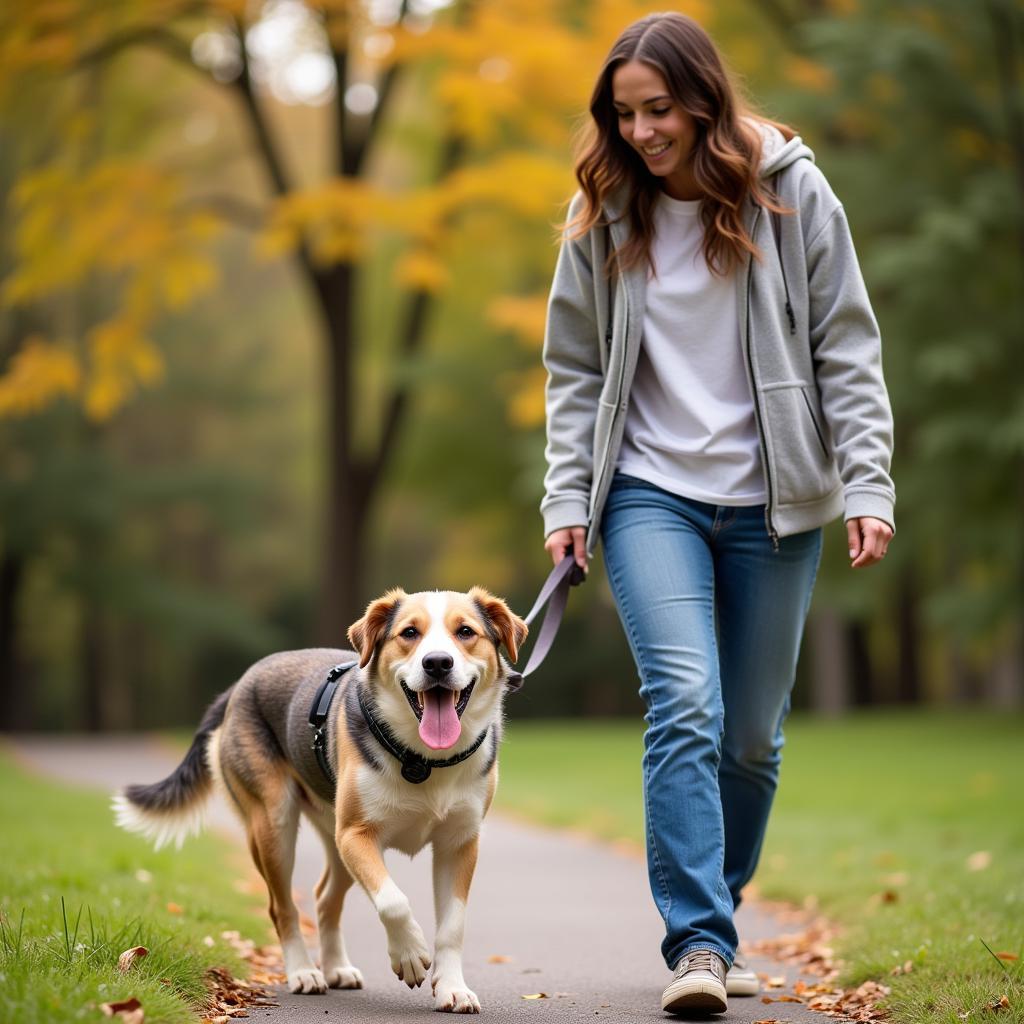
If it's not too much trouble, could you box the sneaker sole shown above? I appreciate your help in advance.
[661,979,727,1015]
[725,974,760,996]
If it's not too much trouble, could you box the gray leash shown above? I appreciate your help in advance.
[506,554,585,692]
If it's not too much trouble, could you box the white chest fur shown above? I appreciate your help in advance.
[355,760,490,855]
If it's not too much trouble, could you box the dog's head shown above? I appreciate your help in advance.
[348,587,528,753]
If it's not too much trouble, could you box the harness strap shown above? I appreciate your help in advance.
[308,661,358,790]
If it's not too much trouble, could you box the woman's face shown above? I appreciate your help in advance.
[611,60,700,200]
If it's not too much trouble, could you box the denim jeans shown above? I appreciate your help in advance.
[600,473,822,970]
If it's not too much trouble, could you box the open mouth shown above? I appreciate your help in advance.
[400,679,477,751]
[401,679,475,721]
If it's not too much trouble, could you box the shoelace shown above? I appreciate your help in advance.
[676,949,722,979]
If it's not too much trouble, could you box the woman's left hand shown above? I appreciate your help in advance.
[846,517,893,569]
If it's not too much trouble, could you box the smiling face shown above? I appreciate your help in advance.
[611,60,701,201]
[348,588,527,753]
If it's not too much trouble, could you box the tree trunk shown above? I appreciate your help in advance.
[82,602,104,731]
[807,606,849,716]
[0,550,27,729]
[896,568,922,702]
[314,262,374,639]
[848,619,875,705]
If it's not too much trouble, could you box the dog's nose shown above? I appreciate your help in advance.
[422,652,454,679]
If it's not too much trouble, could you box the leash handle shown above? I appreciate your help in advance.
[508,554,585,689]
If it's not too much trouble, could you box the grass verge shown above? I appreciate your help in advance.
[496,710,1024,1024]
[0,748,267,1024]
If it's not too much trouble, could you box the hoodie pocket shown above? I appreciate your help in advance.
[761,382,836,505]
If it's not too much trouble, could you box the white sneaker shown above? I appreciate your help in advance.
[726,953,760,996]
[661,949,728,1014]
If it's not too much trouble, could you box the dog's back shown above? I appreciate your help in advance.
[113,649,355,847]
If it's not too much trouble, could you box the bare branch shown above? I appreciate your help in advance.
[231,18,291,198]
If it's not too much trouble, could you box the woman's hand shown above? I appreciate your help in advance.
[545,526,589,572]
[846,517,893,569]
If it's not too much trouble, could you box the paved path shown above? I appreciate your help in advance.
[9,736,827,1023]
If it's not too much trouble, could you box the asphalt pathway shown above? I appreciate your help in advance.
[9,735,829,1023]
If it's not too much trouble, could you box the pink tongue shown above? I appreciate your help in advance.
[419,688,462,750]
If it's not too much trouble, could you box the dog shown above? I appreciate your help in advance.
[113,586,528,1013]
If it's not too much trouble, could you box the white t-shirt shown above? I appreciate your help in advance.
[616,193,767,506]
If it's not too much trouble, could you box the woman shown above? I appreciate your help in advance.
[539,12,894,1016]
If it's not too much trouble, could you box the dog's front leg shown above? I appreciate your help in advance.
[338,823,431,987]
[430,830,482,1013]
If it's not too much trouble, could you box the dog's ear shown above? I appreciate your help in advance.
[348,588,406,668]
[469,587,529,664]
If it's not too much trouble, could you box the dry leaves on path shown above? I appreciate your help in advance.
[745,923,890,1021]
[203,966,278,1021]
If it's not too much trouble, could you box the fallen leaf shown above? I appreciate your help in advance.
[967,851,992,872]
[521,993,548,999]
[166,902,183,914]
[996,953,1019,962]
[488,954,512,963]
[117,947,149,973]
[987,995,1010,1011]
[880,890,899,903]
[100,997,144,1023]
[766,976,787,988]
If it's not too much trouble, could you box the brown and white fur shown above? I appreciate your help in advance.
[113,587,527,1013]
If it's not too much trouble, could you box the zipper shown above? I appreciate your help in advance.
[744,207,780,553]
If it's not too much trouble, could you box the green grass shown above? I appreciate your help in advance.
[497,711,1024,1024]
[0,750,267,1024]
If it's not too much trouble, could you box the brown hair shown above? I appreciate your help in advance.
[568,12,794,277]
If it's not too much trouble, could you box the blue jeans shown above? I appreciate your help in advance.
[600,473,822,970]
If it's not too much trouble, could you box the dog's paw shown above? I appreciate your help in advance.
[323,964,364,989]
[433,983,481,1013]
[287,967,328,994]
[388,921,431,988]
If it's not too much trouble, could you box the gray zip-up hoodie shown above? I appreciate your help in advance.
[540,123,895,553]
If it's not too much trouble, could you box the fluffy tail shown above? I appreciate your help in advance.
[112,686,234,850]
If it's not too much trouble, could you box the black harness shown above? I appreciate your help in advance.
[308,662,490,788]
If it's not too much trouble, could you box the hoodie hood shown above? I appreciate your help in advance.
[601,119,814,220]
[755,119,815,178]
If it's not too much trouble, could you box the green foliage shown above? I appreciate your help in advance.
[769,0,1024,654]
[0,750,265,1024]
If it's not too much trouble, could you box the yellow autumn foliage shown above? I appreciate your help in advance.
[783,56,836,95]
[394,250,450,293]
[84,319,165,422]
[0,337,81,417]
[504,364,548,429]
[487,294,549,350]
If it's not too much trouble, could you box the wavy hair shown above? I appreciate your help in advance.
[568,12,794,277]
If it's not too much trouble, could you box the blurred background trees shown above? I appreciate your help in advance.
[0,0,1021,730]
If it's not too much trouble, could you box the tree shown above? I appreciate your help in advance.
[0,0,670,635]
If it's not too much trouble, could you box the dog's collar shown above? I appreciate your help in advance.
[356,681,489,785]
[309,661,359,791]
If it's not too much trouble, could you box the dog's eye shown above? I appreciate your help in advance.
[456,625,476,640]
[400,626,419,640]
